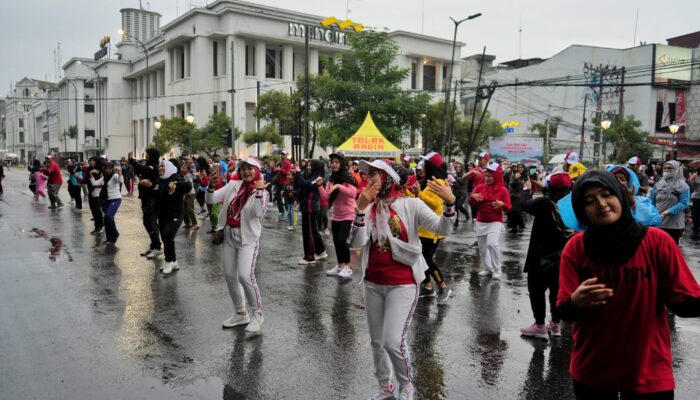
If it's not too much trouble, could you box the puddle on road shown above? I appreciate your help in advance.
[30,227,74,262]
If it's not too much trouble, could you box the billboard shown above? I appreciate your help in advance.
[488,136,544,161]
[653,44,692,85]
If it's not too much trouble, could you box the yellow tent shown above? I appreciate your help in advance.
[336,112,401,157]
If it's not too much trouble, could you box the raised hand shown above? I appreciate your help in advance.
[571,277,614,307]
[427,177,456,204]
[357,179,380,210]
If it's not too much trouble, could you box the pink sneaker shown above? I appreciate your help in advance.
[548,321,562,337]
[520,323,548,339]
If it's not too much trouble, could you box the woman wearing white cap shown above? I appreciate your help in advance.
[206,157,269,333]
[469,162,512,279]
[350,159,456,400]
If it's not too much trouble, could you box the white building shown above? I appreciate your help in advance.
[5,78,58,162]
[485,43,694,162]
[120,8,161,44]
[95,0,463,158]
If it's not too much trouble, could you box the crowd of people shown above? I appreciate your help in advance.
[13,147,700,400]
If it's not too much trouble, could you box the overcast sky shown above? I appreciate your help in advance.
[2,0,699,95]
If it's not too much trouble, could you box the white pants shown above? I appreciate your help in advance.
[223,227,262,314]
[476,221,503,273]
[363,281,418,390]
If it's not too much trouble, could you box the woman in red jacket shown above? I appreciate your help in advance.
[469,163,512,279]
[557,170,700,399]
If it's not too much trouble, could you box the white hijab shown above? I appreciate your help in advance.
[160,160,177,179]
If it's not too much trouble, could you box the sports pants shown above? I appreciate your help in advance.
[223,226,263,314]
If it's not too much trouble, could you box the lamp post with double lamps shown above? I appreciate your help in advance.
[443,12,482,157]
[670,123,680,160]
[600,119,611,166]
[78,61,101,155]
[119,29,150,146]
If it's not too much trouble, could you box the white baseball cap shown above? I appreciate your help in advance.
[486,162,501,172]
[628,156,641,165]
[565,151,579,164]
[238,157,261,170]
[358,159,400,184]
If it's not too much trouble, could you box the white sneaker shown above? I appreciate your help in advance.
[245,313,264,332]
[316,251,329,260]
[337,267,353,279]
[298,259,316,265]
[286,226,295,231]
[222,312,250,328]
[326,265,342,276]
[147,249,163,259]
[398,383,416,400]
[478,270,492,276]
[368,384,397,400]
[162,261,174,274]
[492,271,502,280]
[172,261,180,271]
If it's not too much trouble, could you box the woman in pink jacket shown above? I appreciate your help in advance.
[318,152,358,279]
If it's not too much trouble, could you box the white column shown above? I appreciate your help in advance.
[255,40,266,80]
[283,45,294,81]
[435,62,443,91]
[416,59,424,91]
[309,48,319,75]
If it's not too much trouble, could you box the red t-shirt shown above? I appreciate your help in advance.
[468,183,512,223]
[364,207,415,285]
[276,159,292,185]
[558,228,700,393]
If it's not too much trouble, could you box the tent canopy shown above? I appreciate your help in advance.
[548,153,567,164]
[336,112,401,157]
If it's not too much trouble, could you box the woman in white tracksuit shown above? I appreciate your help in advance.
[349,160,456,400]
[205,157,269,333]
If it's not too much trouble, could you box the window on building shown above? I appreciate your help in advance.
[84,104,95,113]
[84,82,94,89]
[85,129,95,137]
[18,118,24,128]
[221,101,226,116]
[178,48,185,79]
[213,40,226,77]
[23,88,29,97]
[411,63,417,90]
[245,102,256,132]
[266,49,277,78]
[318,55,326,75]
[19,132,24,143]
[213,41,219,77]
[443,65,448,81]
[159,69,165,95]
[213,104,218,114]
[245,44,256,76]
[423,65,436,91]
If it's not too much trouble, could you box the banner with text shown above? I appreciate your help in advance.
[488,136,544,161]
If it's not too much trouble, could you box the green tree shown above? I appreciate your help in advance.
[193,112,231,156]
[256,90,295,131]
[242,124,284,148]
[602,115,652,163]
[153,117,188,155]
[455,111,505,160]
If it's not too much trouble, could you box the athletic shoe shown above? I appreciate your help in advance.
[492,271,502,280]
[326,265,342,276]
[298,258,316,265]
[95,227,104,234]
[147,249,163,260]
[323,229,331,237]
[419,285,435,297]
[199,212,209,219]
[520,323,548,339]
[286,226,295,231]
[337,268,353,279]
[222,312,250,328]
[48,205,56,209]
[368,383,396,400]
[548,321,562,337]
[398,383,415,400]
[140,249,153,257]
[56,203,64,208]
[103,241,114,245]
[316,251,329,260]
[245,313,264,332]
[172,261,180,271]
[478,270,492,277]
[162,262,174,275]
[436,287,452,303]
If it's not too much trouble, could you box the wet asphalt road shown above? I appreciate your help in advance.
[1,168,700,400]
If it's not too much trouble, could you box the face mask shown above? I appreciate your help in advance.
[663,171,674,179]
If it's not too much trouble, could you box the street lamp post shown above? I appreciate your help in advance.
[600,119,611,166]
[670,123,680,160]
[185,114,195,155]
[443,12,482,157]
[119,29,150,146]
[64,80,79,157]
[154,120,161,153]
[78,61,101,156]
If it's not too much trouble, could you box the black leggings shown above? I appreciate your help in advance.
[455,196,470,221]
[420,237,444,285]
[573,380,673,400]
[196,190,205,209]
[89,196,104,230]
[301,210,325,260]
[331,220,352,264]
[158,215,183,262]
[68,185,82,209]
[527,267,560,325]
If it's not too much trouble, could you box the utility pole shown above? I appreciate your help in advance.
[304,27,310,158]
[579,94,587,158]
[230,41,236,154]
[256,81,261,157]
[544,104,551,164]
[467,47,487,157]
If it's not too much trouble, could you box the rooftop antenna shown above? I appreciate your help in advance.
[176,0,179,17]
[632,8,639,46]
[139,0,143,10]
[518,14,523,59]
[421,0,425,34]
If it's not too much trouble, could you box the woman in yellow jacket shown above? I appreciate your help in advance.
[412,152,453,303]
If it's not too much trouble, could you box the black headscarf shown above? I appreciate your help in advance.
[571,170,647,265]
[328,153,357,206]
[309,159,325,180]
[196,156,210,175]
[421,159,447,189]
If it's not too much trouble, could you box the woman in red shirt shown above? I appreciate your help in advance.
[469,163,512,279]
[558,170,700,399]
